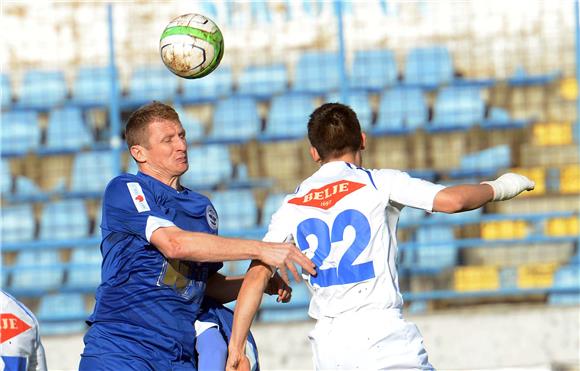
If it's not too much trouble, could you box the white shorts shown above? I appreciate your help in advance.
[308,309,433,370]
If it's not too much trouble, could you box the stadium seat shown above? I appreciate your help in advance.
[237,64,287,98]
[66,247,102,289]
[350,49,398,91]
[72,66,112,106]
[430,86,485,130]
[181,66,232,102]
[11,250,64,292]
[261,193,287,226]
[455,145,511,175]
[1,74,12,108]
[174,104,205,143]
[259,282,311,322]
[293,51,341,94]
[211,190,258,232]
[45,107,93,151]
[13,176,45,201]
[325,91,373,130]
[37,293,88,335]
[373,88,427,134]
[1,204,36,243]
[481,107,530,129]
[404,46,453,88]
[39,199,90,240]
[209,96,261,142]
[414,226,457,270]
[398,206,425,227]
[127,66,179,104]
[0,111,41,155]
[17,70,67,108]
[70,151,116,194]
[262,93,315,140]
[250,0,272,23]
[1,159,12,195]
[180,144,233,189]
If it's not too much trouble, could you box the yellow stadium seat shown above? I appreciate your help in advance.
[546,216,580,236]
[560,77,578,100]
[517,262,558,288]
[510,167,546,196]
[482,220,528,240]
[454,266,500,291]
[560,165,580,194]
[532,122,573,146]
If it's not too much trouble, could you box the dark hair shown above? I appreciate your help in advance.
[307,102,363,161]
[125,101,180,148]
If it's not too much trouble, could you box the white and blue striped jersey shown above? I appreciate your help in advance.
[263,161,444,319]
[0,290,47,371]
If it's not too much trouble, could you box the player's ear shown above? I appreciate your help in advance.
[360,132,367,151]
[130,144,147,163]
[310,147,321,163]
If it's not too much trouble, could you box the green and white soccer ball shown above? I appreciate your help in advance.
[160,13,224,79]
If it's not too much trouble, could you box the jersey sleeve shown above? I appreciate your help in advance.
[374,169,446,212]
[262,198,293,243]
[101,176,176,242]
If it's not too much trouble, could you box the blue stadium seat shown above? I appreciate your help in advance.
[259,282,311,322]
[224,260,252,276]
[45,107,92,151]
[404,46,453,89]
[127,66,179,104]
[548,265,580,305]
[398,206,425,227]
[66,247,102,289]
[211,190,258,232]
[261,193,287,226]
[1,159,12,195]
[251,0,272,23]
[209,96,261,142]
[455,145,511,175]
[39,199,90,240]
[293,51,340,94]
[37,293,88,335]
[429,207,482,224]
[174,104,205,143]
[13,176,45,201]
[181,66,232,102]
[2,74,12,108]
[71,151,116,194]
[237,64,287,98]
[72,66,112,106]
[180,144,232,189]
[0,111,41,155]
[350,49,398,91]
[1,204,35,243]
[414,226,457,270]
[481,107,530,129]
[17,70,67,108]
[11,250,64,292]
[374,88,427,134]
[262,93,315,140]
[430,86,485,130]
[325,91,373,130]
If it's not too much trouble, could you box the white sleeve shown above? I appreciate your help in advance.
[262,202,293,243]
[29,318,47,371]
[374,169,446,212]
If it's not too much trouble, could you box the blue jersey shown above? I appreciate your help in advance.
[84,171,222,362]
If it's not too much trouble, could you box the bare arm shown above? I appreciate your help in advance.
[433,173,535,214]
[205,273,245,304]
[150,226,315,284]
[226,261,273,370]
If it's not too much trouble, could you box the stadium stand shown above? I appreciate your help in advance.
[37,293,89,335]
[65,247,102,291]
[237,64,288,98]
[429,86,485,131]
[373,87,428,134]
[10,250,64,294]
[72,66,112,107]
[403,46,454,89]
[261,93,316,140]
[211,189,258,233]
[180,144,233,189]
[349,49,398,92]
[293,51,341,94]
[39,199,90,240]
[45,107,93,152]
[0,111,41,156]
[70,151,116,196]
[1,73,11,108]
[16,70,67,109]
[325,91,373,130]
[181,65,232,103]
[126,66,179,105]
[1,204,36,243]
[208,96,261,143]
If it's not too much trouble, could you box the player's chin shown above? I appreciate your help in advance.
[175,161,189,173]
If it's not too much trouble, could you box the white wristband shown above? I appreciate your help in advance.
[481,173,535,201]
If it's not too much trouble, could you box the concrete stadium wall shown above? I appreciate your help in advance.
[43,305,579,370]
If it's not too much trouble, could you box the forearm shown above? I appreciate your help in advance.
[206,273,246,304]
[229,261,272,352]
[433,184,493,213]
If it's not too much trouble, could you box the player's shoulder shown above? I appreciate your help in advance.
[105,173,144,192]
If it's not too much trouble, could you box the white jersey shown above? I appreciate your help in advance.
[0,290,47,371]
[264,161,444,319]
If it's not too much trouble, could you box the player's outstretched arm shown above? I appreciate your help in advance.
[150,227,315,284]
[433,173,535,213]
[226,261,273,371]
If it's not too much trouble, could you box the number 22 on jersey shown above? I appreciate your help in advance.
[296,209,374,287]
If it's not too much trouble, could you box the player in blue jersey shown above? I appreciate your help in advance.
[79,102,314,370]
[226,103,535,370]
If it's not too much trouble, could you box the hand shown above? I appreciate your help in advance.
[227,349,251,371]
[481,173,535,201]
[265,272,292,303]
[258,242,316,286]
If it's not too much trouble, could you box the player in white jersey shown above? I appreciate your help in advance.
[0,290,47,371]
[226,103,535,370]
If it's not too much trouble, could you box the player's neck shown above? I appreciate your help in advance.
[139,167,183,191]
[321,151,362,167]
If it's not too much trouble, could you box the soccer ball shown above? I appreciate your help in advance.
[159,13,224,79]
